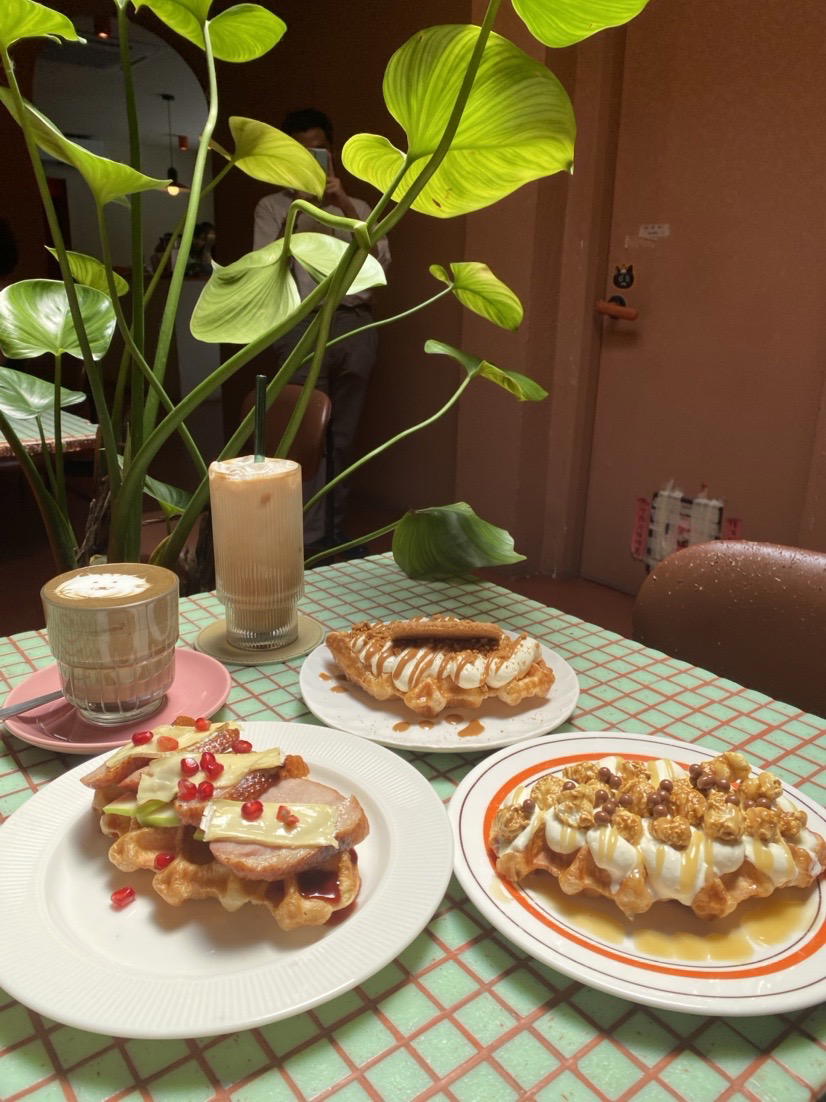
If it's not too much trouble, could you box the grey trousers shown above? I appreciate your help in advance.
[271,304,378,544]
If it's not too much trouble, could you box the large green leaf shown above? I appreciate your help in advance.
[208,5,286,62]
[46,248,129,297]
[430,262,523,330]
[393,503,525,579]
[424,339,547,400]
[144,473,193,517]
[0,88,168,206]
[290,234,387,294]
[0,0,82,48]
[190,242,300,344]
[0,280,115,360]
[343,25,575,218]
[477,363,548,401]
[135,0,284,62]
[0,365,85,420]
[132,0,209,50]
[513,0,651,47]
[227,118,326,195]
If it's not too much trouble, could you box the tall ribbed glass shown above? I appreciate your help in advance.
[209,456,304,649]
[41,563,179,725]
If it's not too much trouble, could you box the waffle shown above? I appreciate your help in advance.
[326,615,555,717]
[108,823,361,929]
[489,751,826,919]
[85,717,369,930]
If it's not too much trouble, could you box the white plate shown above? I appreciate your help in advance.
[0,722,453,1039]
[299,641,580,753]
[449,730,826,1016]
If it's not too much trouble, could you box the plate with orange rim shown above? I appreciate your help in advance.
[299,641,580,754]
[448,730,826,1016]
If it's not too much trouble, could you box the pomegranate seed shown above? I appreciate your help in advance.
[242,799,263,820]
[131,730,152,745]
[177,779,197,800]
[157,735,179,751]
[111,886,136,909]
[195,717,210,732]
[197,780,214,799]
[180,756,199,777]
[276,804,299,828]
[232,739,252,754]
[153,853,175,870]
[199,751,216,769]
[203,759,225,780]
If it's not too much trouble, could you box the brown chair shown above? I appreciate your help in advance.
[239,383,331,481]
[632,540,826,717]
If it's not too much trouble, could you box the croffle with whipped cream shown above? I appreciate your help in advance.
[325,615,555,717]
[489,751,826,919]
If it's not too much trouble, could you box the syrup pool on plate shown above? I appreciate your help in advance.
[521,871,817,963]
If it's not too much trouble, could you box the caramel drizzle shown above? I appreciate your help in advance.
[360,634,504,689]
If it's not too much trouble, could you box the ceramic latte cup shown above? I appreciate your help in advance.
[41,563,179,725]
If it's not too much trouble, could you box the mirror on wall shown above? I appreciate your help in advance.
[33,15,213,276]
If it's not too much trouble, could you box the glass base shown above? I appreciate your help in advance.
[73,693,167,727]
[226,623,299,651]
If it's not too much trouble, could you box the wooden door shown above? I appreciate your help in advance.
[579,0,826,593]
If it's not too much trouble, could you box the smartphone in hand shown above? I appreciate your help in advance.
[309,148,330,173]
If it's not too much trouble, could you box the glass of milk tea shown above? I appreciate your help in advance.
[41,563,179,725]
[209,456,304,649]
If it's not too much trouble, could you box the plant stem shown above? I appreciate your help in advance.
[52,352,68,516]
[144,23,221,431]
[305,372,474,511]
[304,520,399,567]
[112,268,333,560]
[152,317,325,568]
[117,4,145,465]
[143,161,232,307]
[0,45,121,496]
[96,206,207,480]
[36,415,58,499]
[0,411,77,569]
[319,287,452,353]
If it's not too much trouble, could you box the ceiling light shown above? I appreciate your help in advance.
[161,93,189,197]
[93,15,112,39]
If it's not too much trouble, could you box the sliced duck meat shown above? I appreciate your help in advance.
[82,723,240,790]
[209,776,369,881]
[174,753,310,825]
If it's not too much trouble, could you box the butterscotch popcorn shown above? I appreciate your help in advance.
[650,814,692,848]
[530,774,566,809]
[703,797,746,842]
[745,805,782,844]
[489,751,826,920]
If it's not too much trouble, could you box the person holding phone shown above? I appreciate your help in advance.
[252,108,391,553]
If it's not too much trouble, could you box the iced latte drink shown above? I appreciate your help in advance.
[209,456,304,649]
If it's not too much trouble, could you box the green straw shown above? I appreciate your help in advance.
[254,374,267,462]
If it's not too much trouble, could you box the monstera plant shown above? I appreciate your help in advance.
[0,0,649,583]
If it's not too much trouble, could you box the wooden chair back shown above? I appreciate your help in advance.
[239,383,331,482]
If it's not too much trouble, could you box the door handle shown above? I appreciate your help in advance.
[595,296,638,321]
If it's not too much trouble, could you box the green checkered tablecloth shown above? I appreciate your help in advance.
[1,555,825,1101]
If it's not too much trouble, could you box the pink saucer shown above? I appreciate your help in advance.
[2,648,232,755]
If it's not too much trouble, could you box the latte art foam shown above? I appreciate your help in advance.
[54,572,151,601]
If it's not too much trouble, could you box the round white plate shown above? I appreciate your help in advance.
[0,722,453,1039]
[449,730,826,1016]
[299,641,580,753]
